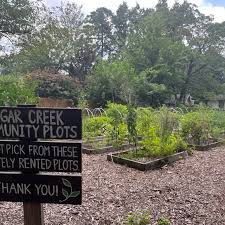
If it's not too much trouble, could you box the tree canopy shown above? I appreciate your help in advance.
[1,0,225,107]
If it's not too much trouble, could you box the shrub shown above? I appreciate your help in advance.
[140,127,187,157]
[211,110,225,139]
[30,70,79,105]
[83,116,111,140]
[137,107,186,158]
[181,108,213,145]
[0,74,38,106]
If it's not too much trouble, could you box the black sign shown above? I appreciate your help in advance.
[0,140,81,173]
[0,172,81,204]
[0,106,82,206]
[0,107,82,139]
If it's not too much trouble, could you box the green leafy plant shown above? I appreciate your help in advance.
[157,218,171,225]
[106,102,128,123]
[181,107,213,145]
[83,116,111,140]
[0,74,38,106]
[157,107,180,144]
[211,110,225,140]
[125,210,151,225]
[135,107,186,158]
[109,122,127,147]
[136,107,156,137]
[106,103,128,147]
[139,127,186,158]
[127,105,138,148]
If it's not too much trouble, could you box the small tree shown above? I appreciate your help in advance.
[87,60,137,107]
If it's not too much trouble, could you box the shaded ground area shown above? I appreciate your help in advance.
[1,147,225,224]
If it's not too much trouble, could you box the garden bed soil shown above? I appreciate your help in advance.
[82,143,134,154]
[107,149,188,171]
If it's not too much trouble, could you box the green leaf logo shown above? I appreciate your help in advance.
[60,179,80,203]
[62,178,72,188]
[62,188,69,198]
[70,191,80,198]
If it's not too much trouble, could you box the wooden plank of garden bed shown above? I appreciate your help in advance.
[107,150,188,171]
[82,143,134,154]
[189,140,225,151]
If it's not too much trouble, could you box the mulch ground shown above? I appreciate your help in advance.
[1,146,225,225]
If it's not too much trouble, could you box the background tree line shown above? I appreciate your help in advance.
[1,0,225,107]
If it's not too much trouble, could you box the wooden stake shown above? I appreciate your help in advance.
[23,203,44,225]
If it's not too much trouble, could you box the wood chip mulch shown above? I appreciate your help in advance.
[1,146,225,225]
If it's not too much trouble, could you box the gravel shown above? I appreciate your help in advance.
[1,146,225,225]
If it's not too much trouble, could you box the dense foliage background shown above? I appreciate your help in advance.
[1,0,225,107]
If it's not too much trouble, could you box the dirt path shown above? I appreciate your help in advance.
[1,147,225,225]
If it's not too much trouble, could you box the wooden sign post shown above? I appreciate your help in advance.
[19,105,44,225]
[23,203,44,225]
[0,106,82,225]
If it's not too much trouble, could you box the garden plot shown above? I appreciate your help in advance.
[83,140,133,154]
[83,104,225,162]
[83,103,137,154]
[107,149,188,171]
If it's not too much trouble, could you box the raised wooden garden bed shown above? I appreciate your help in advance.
[82,142,134,154]
[188,139,225,151]
[83,136,106,143]
[83,135,142,154]
[107,149,188,171]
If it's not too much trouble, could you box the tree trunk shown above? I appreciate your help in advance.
[101,26,104,58]
[179,60,194,104]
